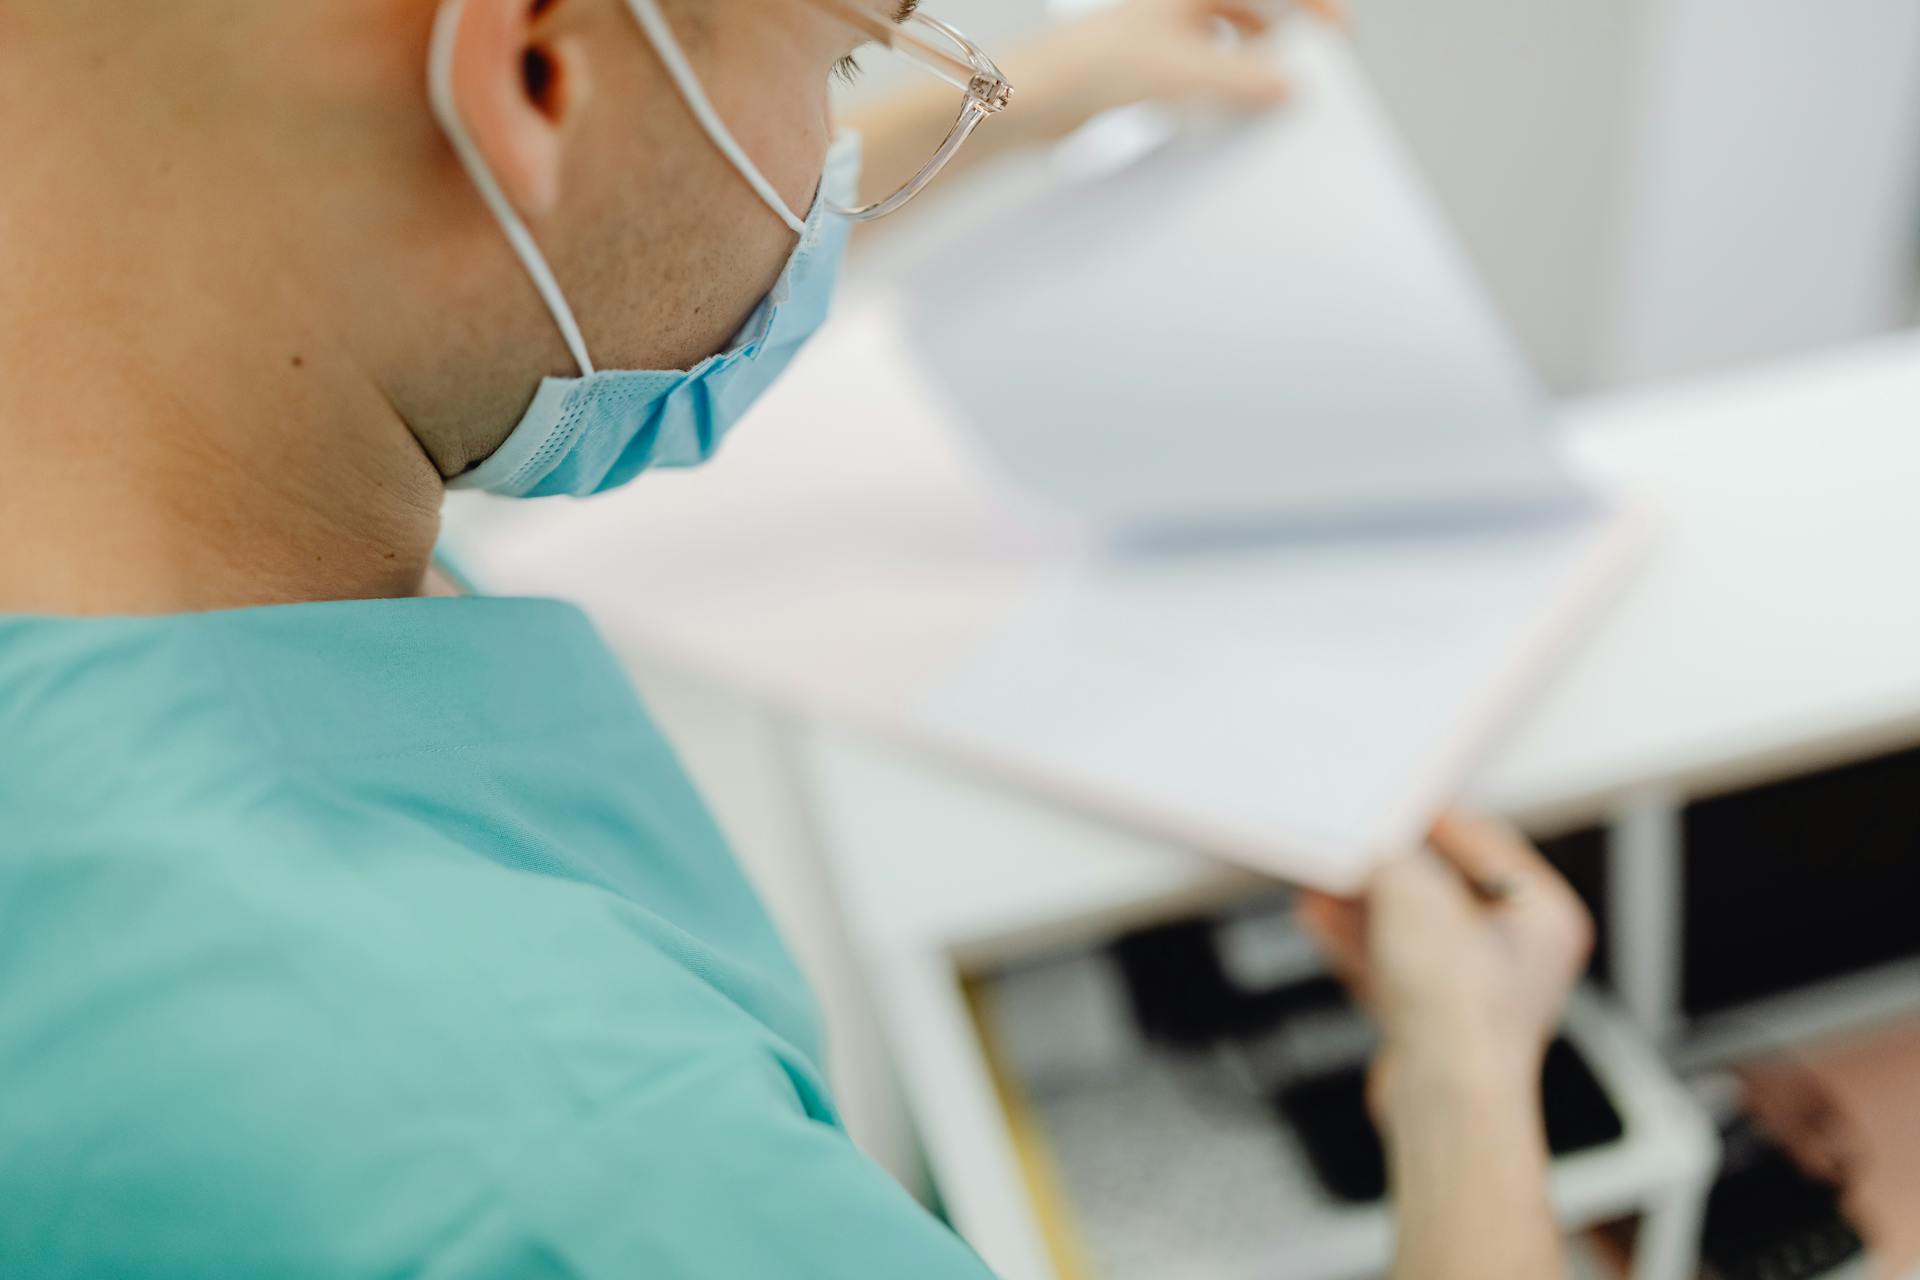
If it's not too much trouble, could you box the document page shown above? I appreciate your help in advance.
[911,504,1646,890]
[904,24,1578,532]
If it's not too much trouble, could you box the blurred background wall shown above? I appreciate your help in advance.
[852,0,1920,392]
[1351,0,1920,390]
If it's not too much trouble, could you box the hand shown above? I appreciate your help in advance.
[1004,0,1345,143]
[1296,812,1594,1108]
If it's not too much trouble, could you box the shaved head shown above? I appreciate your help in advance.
[0,0,856,612]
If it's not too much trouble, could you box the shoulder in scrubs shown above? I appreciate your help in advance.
[0,597,994,1277]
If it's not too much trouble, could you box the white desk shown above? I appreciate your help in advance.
[782,332,1920,1279]
[761,326,1920,957]
[464,327,1920,973]
[1478,334,1920,824]
[452,330,1920,1277]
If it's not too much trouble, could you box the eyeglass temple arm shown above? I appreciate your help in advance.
[805,0,1013,103]
[830,99,992,222]
[892,19,1013,103]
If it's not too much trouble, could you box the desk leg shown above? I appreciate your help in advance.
[1609,789,1686,1046]
[1631,1181,1710,1280]
[762,712,927,1194]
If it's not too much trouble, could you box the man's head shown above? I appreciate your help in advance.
[409,0,866,475]
[0,0,875,486]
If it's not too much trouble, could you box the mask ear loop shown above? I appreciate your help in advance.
[618,0,811,237]
[428,0,598,376]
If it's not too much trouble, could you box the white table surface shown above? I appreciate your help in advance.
[458,326,1920,958]
[1472,329,1920,826]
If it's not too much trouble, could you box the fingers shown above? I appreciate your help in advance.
[1295,891,1366,968]
[1427,809,1546,893]
[1295,889,1373,1003]
[1164,43,1291,107]
[1206,1,1284,38]
[1429,809,1596,969]
[1201,0,1346,29]
[1207,51,1293,107]
[1363,847,1482,961]
[1207,2,1275,38]
[1089,0,1304,115]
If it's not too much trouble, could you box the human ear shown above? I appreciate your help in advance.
[442,0,592,217]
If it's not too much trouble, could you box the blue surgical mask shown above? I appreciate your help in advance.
[427,0,860,499]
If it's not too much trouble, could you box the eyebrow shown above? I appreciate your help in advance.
[894,0,919,21]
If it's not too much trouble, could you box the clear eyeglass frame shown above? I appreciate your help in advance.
[811,0,1015,222]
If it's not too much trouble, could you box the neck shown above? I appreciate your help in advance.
[0,11,456,618]
[0,276,447,618]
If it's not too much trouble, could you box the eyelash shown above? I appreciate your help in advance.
[833,53,863,86]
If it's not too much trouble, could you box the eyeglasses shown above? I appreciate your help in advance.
[807,0,1015,222]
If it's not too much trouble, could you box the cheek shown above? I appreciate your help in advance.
[715,57,835,220]
[674,91,832,355]
[711,185,805,318]
[738,118,833,222]
[606,164,798,370]
[558,47,832,369]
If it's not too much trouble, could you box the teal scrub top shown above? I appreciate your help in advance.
[0,598,994,1278]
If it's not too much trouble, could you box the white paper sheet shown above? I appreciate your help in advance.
[913,505,1649,890]
[903,24,1579,533]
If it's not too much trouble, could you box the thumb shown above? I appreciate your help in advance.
[1366,849,1481,971]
